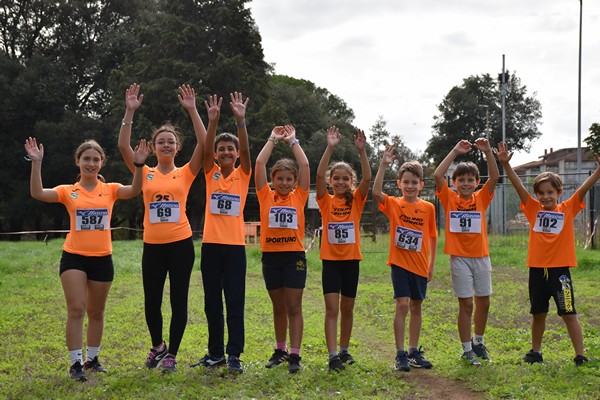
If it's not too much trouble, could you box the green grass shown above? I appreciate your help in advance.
[0,235,599,399]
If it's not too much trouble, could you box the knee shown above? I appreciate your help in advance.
[459,299,474,314]
[86,307,105,322]
[286,301,303,317]
[409,301,422,317]
[395,301,409,316]
[67,303,86,320]
[340,302,354,317]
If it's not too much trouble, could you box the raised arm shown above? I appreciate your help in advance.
[203,95,223,172]
[230,92,251,174]
[474,138,499,193]
[24,137,58,203]
[577,153,600,201]
[117,139,150,199]
[118,83,144,173]
[495,142,529,205]
[254,126,287,190]
[316,126,340,199]
[281,125,309,191]
[354,128,372,198]
[434,139,471,190]
[178,84,206,175]
[372,145,396,204]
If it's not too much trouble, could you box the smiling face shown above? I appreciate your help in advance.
[153,130,180,161]
[76,148,103,178]
[329,167,354,198]
[535,181,562,210]
[452,173,480,200]
[398,171,424,202]
[272,169,297,196]
[214,139,239,168]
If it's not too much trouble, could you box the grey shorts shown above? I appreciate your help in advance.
[450,256,492,298]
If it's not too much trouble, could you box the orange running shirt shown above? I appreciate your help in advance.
[436,180,493,257]
[141,163,197,244]
[379,194,437,278]
[257,185,308,252]
[55,182,120,256]
[203,163,251,245]
[317,189,367,261]
[521,191,584,268]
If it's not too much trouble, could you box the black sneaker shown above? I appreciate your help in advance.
[265,349,289,368]
[227,355,243,374]
[69,361,87,382]
[461,350,482,366]
[190,354,226,368]
[339,350,356,365]
[394,351,410,372]
[83,356,107,373]
[472,341,491,362]
[160,355,177,373]
[145,342,168,368]
[407,347,433,369]
[288,354,302,373]
[574,355,589,367]
[523,350,543,364]
[328,355,345,372]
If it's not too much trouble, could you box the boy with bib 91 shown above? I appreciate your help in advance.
[434,138,499,365]
[373,145,437,372]
[496,141,600,366]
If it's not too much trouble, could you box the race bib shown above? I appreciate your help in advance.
[268,207,298,229]
[449,211,482,233]
[533,211,564,234]
[394,226,423,252]
[209,193,241,216]
[327,222,356,244]
[149,201,180,223]
[76,208,109,231]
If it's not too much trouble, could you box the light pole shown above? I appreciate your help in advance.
[577,0,582,174]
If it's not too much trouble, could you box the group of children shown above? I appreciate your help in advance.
[25,84,600,381]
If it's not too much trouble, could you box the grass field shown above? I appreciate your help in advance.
[0,234,599,399]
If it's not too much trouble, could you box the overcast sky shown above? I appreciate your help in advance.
[249,0,600,167]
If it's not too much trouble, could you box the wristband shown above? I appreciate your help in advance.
[268,137,278,145]
[122,119,133,126]
[289,139,299,148]
[237,119,246,129]
[133,161,145,168]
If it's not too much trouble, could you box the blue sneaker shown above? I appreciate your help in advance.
[227,355,243,374]
[395,351,410,372]
[408,347,433,369]
[190,354,226,368]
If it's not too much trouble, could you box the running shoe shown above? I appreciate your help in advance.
[523,350,543,364]
[329,355,345,372]
[472,341,492,362]
[394,351,410,372]
[288,354,302,373]
[83,356,107,373]
[574,355,589,366]
[339,350,356,365]
[69,361,87,382]
[160,355,177,373]
[407,347,433,369]
[461,350,482,366]
[190,354,226,368]
[227,355,243,374]
[265,349,289,368]
[145,342,168,368]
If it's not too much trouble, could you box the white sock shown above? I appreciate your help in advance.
[86,346,100,362]
[473,334,484,346]
[461,341,472,353]
[69,349,83,365]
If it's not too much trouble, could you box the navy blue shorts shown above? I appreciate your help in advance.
[262,251,307,290]
[59,251,114,282]
[390,264,427,300]
[529,267,577,316]
[322,259,360,298]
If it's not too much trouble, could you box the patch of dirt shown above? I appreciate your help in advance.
[401,369,484,400]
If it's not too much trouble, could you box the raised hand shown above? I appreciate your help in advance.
[354,129,367,151]
[494,142,513,164]
[453,139,472,155]
[281,125,296,143]
[204,94,223,122]
[133,139,150,164]
[270,126,287,141]
[177,84,196,111]
[125,83,144,111]
[381,144,396,165]
[229,91,249,121]
[326,126,341,147]
[24,137,44,161]
[473,137,492,153]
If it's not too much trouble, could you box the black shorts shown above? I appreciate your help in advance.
[59,251,114,282]
[262,251,307,290]
[322,259,360,298]
[529,267,577,316]
[391,264,427,300]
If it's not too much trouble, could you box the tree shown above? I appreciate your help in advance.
[584,122,600,154]
[425,72,542,175]
[369,116,415,180]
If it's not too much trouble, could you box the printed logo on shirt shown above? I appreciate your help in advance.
[70,192,79,199]
[147,173,154,181]
[213,171,221,180]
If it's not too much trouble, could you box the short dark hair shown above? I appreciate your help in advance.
[399,160,423,181]
[452,162,480,180]
[214,133,239,151]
